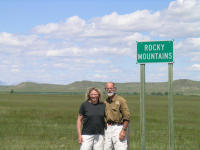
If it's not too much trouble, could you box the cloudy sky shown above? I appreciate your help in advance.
[0,0,200,85]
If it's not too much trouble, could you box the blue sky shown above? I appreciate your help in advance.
[0,0,200,85]
[0,0,172,33]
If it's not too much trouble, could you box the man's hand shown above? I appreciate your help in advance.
[119,129,126,140]
[78,135,83,144]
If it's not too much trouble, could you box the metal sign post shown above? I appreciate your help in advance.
[168,63,174,150]
[140,64,146,150]
[137,40,174,150]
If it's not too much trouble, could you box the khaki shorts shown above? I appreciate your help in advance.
[80,134,104,150]
[104,125,127,150]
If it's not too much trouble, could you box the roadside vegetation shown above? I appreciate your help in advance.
[0,94,199,149]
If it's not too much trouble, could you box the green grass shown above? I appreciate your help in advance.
[0,94,199,150]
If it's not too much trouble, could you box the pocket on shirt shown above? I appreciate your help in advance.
[111,104,120,111]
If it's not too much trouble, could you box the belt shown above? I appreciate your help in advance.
[107,120,123,125]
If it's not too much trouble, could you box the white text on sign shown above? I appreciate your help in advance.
[144,44,165,51]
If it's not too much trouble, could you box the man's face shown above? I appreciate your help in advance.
[105,83,116,97]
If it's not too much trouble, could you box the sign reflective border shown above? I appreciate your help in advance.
[137,41,173,63]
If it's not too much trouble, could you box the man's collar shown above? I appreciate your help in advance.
[106,93,116,103]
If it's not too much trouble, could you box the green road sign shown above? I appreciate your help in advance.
[137,41,173,63]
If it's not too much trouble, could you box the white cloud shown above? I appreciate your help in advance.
[34,23,59,34]
[52,59,110,69]
[190,52,200,62]
[11,68,20,72]
[0,32,39,46]
[84,59,110,64]
[97,10,161,32]
[95,68,120,73]
[33,11,154,42]
[191,64,200,71]
[109,69,120,73]
[53,63,67,68]
[168,0,198,16]
[152,0,200,38]
[174,38,200,61]
[34,16,86,35]
[93,74,108,79]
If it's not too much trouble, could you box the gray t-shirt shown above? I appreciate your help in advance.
[79,101,105,135]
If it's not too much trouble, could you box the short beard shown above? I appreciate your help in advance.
[107,92,114,97]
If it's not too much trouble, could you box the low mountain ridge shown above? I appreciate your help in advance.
[0,79,199,95]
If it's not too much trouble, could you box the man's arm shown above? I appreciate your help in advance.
[119,98,130,140]
[119,120,129,140]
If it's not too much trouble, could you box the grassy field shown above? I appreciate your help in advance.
[0,94,199,150]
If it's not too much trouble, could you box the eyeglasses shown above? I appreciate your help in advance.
[105,88,115,91]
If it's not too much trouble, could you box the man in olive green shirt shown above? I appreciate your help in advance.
[104,82,130,150]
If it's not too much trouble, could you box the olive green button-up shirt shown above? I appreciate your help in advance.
[104,94,130,124]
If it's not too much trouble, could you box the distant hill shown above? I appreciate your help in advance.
[0,79,199,95]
